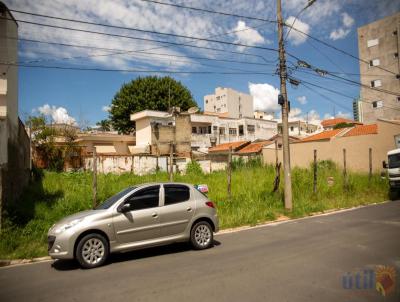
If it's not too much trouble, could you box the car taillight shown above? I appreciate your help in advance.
[205,201,215,208]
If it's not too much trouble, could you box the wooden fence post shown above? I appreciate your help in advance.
[369,148,372,181]
[0,165,3,233]
[313,149,317,194]
[169,142,174,182]
[92,148,97,209]
[227,146,232,200]
[343,148,347,189]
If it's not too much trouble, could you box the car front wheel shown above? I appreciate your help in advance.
[190,221,213,250]
[76,233,109,269]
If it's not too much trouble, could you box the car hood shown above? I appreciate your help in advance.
[52,210,101,228]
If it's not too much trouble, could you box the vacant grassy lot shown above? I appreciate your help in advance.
[0,162,389,259]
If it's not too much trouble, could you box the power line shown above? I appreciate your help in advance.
[9,9,276,50]
[138,0,277,23]
[0,62,278,75]
[136,0,397,76]
[287,26,397,75]
[8,37,276,70]
[0,16,280,55]
[298,77,400,112]
[283,0,316,42]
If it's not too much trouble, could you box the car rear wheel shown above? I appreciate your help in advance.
[76,233,109,269]
[190,221,213,250]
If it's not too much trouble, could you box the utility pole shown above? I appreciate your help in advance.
[277,0,293,210]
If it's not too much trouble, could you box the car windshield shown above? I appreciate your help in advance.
[388,153,400,169]
[95,187,136,209]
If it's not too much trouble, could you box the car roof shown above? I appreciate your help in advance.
[135,182,193,188]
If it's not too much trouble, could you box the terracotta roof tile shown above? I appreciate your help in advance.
[300,129,344,142]
[237,141,272,154]
[208,141,250,152]
[343,124,378,137]
[321,118,361,128]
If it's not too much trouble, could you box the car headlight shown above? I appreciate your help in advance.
[54,219,83,234]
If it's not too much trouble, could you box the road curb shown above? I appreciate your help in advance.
[0,256,52,268]
[216,200,391,235]
[0,200,393,268]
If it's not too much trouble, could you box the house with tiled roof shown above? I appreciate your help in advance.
[321,117,362,130]
[208,141,250,154]
[263,119,400,173]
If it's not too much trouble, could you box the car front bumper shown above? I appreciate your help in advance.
[47,231,75,260]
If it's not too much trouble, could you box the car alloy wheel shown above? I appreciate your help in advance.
[191,221,213,250]
[82,238,105,265]
[76,233,109,269]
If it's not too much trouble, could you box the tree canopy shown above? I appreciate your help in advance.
[109,76,197,134]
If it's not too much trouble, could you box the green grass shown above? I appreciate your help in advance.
[0,162,390,259]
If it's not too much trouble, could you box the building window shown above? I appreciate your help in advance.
[216,96,220,100]
[205,100,208,104]
[290,126,294,132]
[219,127,225,135]
[229,128,237,135]
[208,126,212,134]
[372,100,383,108]
[192,127,197,134]
[367,39,379,47]
[213,125,218,131]
[397,97,400,102]
[238,125,244,136]
[394,53,399,58]
[370,79,382,87]
[217,108,221,112]
[247,125,255,133]
[369,59,380,67]
[393,30,398,36]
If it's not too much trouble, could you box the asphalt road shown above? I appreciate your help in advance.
[1,201,400,302]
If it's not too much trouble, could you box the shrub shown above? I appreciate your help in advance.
[186,160,203,175]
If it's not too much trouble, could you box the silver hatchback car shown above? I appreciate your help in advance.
[48,183,219,268]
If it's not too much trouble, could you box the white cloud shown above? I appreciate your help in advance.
[248,82,280,113]
[323,111,352,120]
[342,12,354,28]
[329,12,354,40]
[37,104,77,125]
[102,105,111,112]
[276,107,322,125]
[329,28,351,40]
[233,20,266,46]
[296,96,307,105]
[285,16,310,45]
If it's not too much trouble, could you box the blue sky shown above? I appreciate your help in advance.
[4,0,399,126]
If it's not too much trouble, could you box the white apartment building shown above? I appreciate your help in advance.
[191,113,277,152]
[204,87,253,118]
[130,110,277,154]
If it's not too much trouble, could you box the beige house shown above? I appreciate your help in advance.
[204,87,253,118]
[357,12,400,123]
[130,110,191,156]
[76,133,136,155]
[0,3,30,206]
[278,120,319,138]
[263,119,400,172]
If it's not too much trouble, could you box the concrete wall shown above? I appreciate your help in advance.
[84,155,169,175]
[263,120,400,172]
[358,12,400,123]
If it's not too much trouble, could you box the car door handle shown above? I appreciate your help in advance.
[186,207,192,212]
[152,213,158,218]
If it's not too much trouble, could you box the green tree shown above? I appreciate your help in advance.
[109,76,197,134]
[96,119,111,131]
[333,122,355,129]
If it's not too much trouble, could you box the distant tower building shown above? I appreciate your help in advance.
[352,99,363,122]
[357,12,400,123]
[204,87,253,118]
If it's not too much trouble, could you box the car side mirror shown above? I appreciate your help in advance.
[118,203,131,213]
[382,161,387,169]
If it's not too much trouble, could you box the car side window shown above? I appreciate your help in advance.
[125,185,160,211]
[164,185,190,206]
